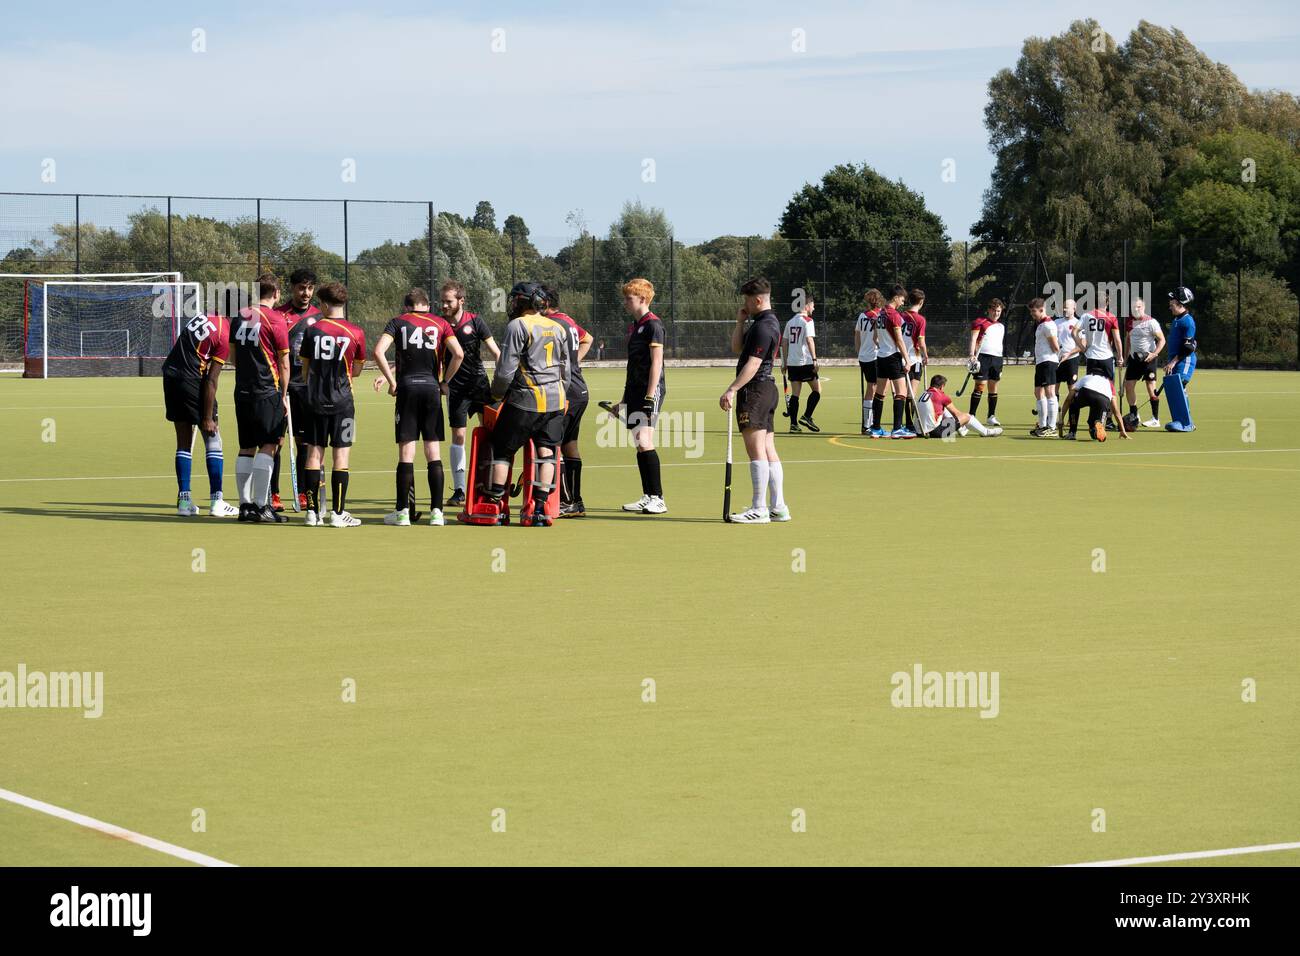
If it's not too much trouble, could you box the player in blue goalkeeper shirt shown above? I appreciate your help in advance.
[1164,286,1197,386]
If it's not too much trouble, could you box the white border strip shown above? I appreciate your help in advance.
[0,786,237,867]
[1060,840,1300,867]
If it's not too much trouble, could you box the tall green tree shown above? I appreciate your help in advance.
[472,201,497,232]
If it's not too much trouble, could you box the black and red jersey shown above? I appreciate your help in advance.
[284,305,323,385]
[550,310,590,397]
[447,311,494,389]
[301,317,366,411]
[162,313,231,381]
[382,311,455,386]
[231,306,289,397]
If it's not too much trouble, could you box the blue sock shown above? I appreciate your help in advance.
[205,433,224,498]
[175,450,192,497]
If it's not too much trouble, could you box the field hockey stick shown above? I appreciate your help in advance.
[902,370,925,436]
[859,361,866,429]
[780,365,790,416]
[955,363,974,397]
[722,406,734,522]
[284,394,301,511]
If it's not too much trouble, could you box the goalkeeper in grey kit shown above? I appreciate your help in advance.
[484,282,572,527]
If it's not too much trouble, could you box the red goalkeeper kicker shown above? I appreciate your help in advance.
[456,404,563,526]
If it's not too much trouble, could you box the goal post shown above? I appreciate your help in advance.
[28,279,202,378]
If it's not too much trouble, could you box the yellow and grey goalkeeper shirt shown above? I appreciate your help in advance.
[491,310,572,413]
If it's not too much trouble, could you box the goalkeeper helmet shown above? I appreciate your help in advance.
[507,281,547,319]
[1168,286,1194,306]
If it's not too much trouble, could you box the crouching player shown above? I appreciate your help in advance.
[915,375,1002,438]
[1060,373,1130,442]
[299,283,367,527]
[163,309,239,517]
[484,282,572,527]
[373,289,464,526]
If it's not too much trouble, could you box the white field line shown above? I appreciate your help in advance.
[1059,840,1300,867]
[2,446,1299,484]
[0,785,237,867]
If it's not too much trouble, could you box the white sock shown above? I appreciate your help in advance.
[1033,398,1041,420]
[967,416,990,436]
[251,452,275,506]
[767,460,785,511]
[236,456,254,505]
[862,400,873,429]
[450,442,466,492]
[1037,400,1048,428]
[749,459,769,511]
[1047,397,1059,429]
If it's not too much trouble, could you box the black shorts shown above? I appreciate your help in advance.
[304,403,356,449]
[395,383,444,443]
[736,378,779,432]
[163,375,212,426]
[975,354,1003,381]
[1085,356,1115,380]
[490,404,566,460]
[787,364,817,383]
[908,361,924,381]
[926,415,957,439]
[1034,361,1059,388]
[859,359,878,384]
[1125,355,1157,382]
[235,392,286,449]
[1078,388,1110,424]
[875,352,905,382]
[621,382,665,431]
[287,386,308,440]
[447,378,490,429]
[562,394,588,445]
[1057,357,1080,387]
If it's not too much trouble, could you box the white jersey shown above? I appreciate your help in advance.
[855,310,878,361]
[1054,315,1080,363]
[1128,316,1161,357]
[977,320,1005,357]
[784,314,815,366]
[1033,320,1060,364]
[1079,311,1117,359]
[915,387,951,434]
[1075,373,1113,398]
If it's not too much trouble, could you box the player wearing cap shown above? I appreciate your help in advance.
[782,294,821,433]
[277,267,320,512]
[541,286,593,518]
[854,289,883,434]
[1164,286,1197,387]
[1060,373,1130,442]
[618,278,668,514]
[901,288,929,434]
[299,283,367,528]
[1028,297,1061,437]
[484,282,571,528]
[373,288,464,527]
[720,277,789,523]
[1123,298,1166,428]
[869,284,915,439]
[966,297,1006,426]
[441,280,501,509]
[915,374,1002,439]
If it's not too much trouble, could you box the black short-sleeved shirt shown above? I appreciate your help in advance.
[300,318,366,412]
[231,306,289,398]
[738,310,781,381]
[624,312,665,395]
[283,306,322,390]
[448,312,494,389]
[162,313,230,381]
[383,312,455,387]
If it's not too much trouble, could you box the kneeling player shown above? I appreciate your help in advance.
[484,282,572,527]
[373,289,464,526]
[300,283,367,527]
[720,277,789,523]
[163,308,239,517]
[1060,373,1130,442]
[542,286,593,517]
[915,375,1002,438]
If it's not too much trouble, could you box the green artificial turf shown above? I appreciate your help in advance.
[0,366,1297,866]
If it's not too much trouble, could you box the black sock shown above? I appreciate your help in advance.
[428,460,444,512]
[1129,403,1138,416]
[331,470,349,514]
[969,391,983,416]
[1151,398,1160,420]
[988,393,999,417]
[271,448,281,495]
[396,461,414,514]
[789,395,800,422]
[636,449,662,497]
[306,468,322,513]
[1069,408,1080,432]
[872,396,884,428]
[893,397,905,430]
[564,457,582,503]
[806,391,820,416]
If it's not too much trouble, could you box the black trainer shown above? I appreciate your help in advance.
[789,421,801,433]
[237,503,255,522]
[253,505,289,523]
[799,415,820,433]
[446,489,465,508]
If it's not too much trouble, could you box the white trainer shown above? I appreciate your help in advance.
[1143,418,1160,428]
[985,427,1003,437]
[729,507,771,524]
[428,508,445,526]
[207,497,239,518]
[383,510,411,526]
[622,494,653,512]
[176,495,198,517]
[329,510,361,528]
[304,509,320,527]
[642,495,667,514]
[958,426,970,437]
[987,415,1002,427]
[770,505,792,522]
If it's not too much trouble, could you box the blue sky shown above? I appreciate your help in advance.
[1,0,1297,249]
